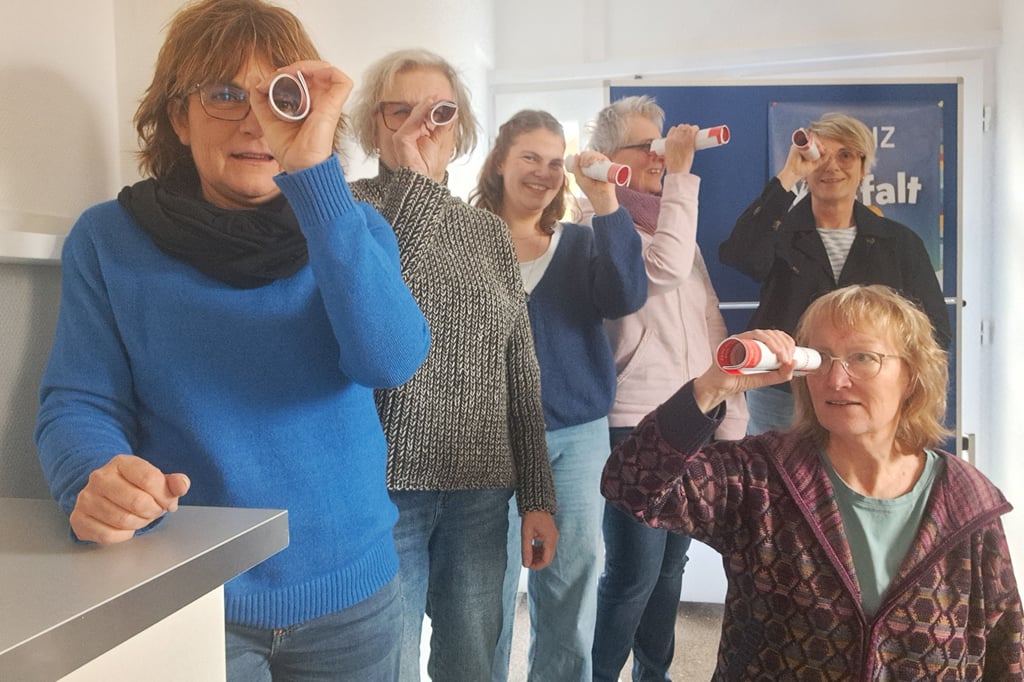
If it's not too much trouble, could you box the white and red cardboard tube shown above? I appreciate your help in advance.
[564,155,632,186]
[649,125,731,155]
[792,128,821,161]
[715,337,821,375]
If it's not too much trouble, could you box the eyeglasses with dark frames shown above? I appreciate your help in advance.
[617,140,655,154]
[194,82,252,121]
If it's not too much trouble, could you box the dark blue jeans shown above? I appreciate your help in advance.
[225,576,401,681]
[592,427,692,682]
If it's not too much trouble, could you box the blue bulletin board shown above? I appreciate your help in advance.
[608,79,961,432]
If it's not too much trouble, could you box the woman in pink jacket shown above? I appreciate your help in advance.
[587,95,748,682]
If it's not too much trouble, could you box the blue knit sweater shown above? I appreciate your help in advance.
[35,157,430,629]
[528,208,646,431]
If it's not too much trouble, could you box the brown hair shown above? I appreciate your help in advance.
[134,0,332,180]
[349,48,479,160]
[470,110,576,233]
[791,284,952,452]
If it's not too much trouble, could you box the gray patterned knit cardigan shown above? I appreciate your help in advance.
[352,165,556,514]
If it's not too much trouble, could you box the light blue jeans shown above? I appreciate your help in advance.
[224,576,401,681]
[745,385,794,435]
[390,488,513,682]
[493,417,609,682]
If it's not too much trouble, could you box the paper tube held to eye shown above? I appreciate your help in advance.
[268,71,311,121]
[564,154,632,186]
[649,125,731,155]
[715,337,822,375]
[792,128,821,161]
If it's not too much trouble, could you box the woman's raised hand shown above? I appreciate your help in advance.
[251,60,353,174]
[692,329,798,414]
[776,142,824,192]
[662,124,699,175]
[569,151,619,216]
[389,97,458,183]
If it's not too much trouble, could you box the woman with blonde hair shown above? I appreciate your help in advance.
[720,112,951,436]
[587,95,747,682]
[603,284,1021,679]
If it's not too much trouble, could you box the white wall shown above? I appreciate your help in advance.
[495,0,1001,74]
[0,2,123,256]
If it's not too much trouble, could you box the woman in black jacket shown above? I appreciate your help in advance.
[720,112,951,435]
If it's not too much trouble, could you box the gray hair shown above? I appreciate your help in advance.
[349,48,479,159]
[586,95,665,154]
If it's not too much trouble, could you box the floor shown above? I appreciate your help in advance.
[421,595,724,681]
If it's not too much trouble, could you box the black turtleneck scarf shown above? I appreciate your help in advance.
[117,162,308,289]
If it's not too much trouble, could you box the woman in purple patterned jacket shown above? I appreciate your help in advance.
[602,284,1022,680]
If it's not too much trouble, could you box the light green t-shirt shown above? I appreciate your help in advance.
[821,449,944,617]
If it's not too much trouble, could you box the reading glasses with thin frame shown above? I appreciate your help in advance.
[809,350,900,380]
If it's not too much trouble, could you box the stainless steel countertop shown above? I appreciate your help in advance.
[0,497,288,681]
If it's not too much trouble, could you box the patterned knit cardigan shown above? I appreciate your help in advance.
[352,165,556,514]
[602,381,1023,680]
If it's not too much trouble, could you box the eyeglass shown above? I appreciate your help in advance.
[810,350,900,381]
[617,140,655,154]
[195,82,252,121]
[820,148,865,169]
[378,100,458,132]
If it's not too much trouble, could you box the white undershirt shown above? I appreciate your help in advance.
[519,223,563,294]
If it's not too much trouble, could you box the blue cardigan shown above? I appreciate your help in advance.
[35,157,430,629]
[528,207,646,431]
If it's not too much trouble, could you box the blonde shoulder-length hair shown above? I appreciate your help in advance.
[791,284,952,452]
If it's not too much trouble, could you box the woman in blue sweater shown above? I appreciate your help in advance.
[34,1,429,679]
[473,110,647,681]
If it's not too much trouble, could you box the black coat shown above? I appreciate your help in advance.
[719,177,952,347]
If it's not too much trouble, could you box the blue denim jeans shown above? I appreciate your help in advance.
[493,417,609,682]
[390,488,513,682]
[592,428,692,682]
[745,384,794,435]
[224,576,401,681]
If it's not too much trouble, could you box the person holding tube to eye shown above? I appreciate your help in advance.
[469,109,646,682]
[348,52,558,682]
[720,112,951,437]
[34,1,431,679]
[582,95,748,682]
[602,284,1021,680]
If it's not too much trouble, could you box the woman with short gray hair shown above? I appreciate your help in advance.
[588,95,748,682]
